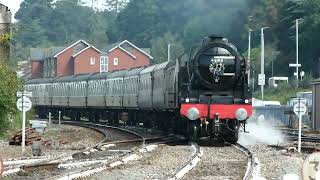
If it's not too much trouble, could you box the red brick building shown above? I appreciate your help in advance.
[30,39,152,78]
[30,46,66,78]
[30,40,100,78]
[73,46,101,75]
[100,40,153,72]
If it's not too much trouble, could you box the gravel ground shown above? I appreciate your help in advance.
[89,144,193,179]
[183,142,247,180]
[0,124,104,160]
[247,144,304,180]
[121,126,170,139]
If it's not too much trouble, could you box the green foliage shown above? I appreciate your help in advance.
[0,63,22,137]
[246,0,320,79]
[11,0,114,64]
[150,32,184,64]
[254,83,312,104]
[0,33,12,46]
[104,0,129,13]
[10,0,320,81]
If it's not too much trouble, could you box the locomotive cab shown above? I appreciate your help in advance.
[179,35,252,143]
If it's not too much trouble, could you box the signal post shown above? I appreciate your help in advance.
[16,91,32,154]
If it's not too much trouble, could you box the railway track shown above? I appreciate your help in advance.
[2,120,258,179]
[280,127,320,143]
[1,120,178,179]
[232,143,258,180]
[170,142,202,180]
[180,140,257,180]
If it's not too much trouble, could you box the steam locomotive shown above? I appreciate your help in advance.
[25,35,252,143]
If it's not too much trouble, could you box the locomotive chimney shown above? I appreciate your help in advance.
[209,35,228,42]
[0,3,11,63]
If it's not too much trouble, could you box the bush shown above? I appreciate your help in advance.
[254,81,312,104]
[0,63,22,137]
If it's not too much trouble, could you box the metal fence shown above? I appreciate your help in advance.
[252,106,312,127]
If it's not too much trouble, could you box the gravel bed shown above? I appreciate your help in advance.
[247,144,304,179]
[2,124,164,179]
[89,144,193,179]
[0,124,104,160]
[121,126,169,139]
[183,143,247,180]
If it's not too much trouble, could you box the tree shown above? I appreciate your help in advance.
[116,0,163,47]
[15,0,53,23]
[104,0,129,13]
[150,32,184,64]
[0,63,21,135]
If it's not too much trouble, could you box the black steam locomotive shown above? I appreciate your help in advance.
[25,35,252,143]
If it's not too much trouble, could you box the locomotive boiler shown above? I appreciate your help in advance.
[25,35,252,143]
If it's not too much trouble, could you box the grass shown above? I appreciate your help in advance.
[0,109,35,140]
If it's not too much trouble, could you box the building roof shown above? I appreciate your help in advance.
[30,47,66,61]
[104,40,153,59]
[54,39,90,58]
[72,45,102,58]
[110,46,137,59]
[102,41,122,52]
[119,40,153,59]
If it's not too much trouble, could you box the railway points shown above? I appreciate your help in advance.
[1,120,183,179]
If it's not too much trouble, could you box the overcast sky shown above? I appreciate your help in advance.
[0,0,105,22]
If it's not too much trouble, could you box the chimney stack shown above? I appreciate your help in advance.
[0,4,11,63]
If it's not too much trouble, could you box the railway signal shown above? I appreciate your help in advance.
[16,91,33,154]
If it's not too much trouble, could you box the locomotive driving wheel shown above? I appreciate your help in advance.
[224,131,239,144]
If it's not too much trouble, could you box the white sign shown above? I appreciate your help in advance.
[17,97,32,112]
[17,91,32,98]
[293,102,307,116]
[289,63,301,67]
[258,74,265,86]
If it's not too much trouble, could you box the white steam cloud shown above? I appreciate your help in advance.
[238,115,286,146]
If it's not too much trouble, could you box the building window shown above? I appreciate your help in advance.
[90,57,96,65]
[100,56,108,72]
[114,58,118,66]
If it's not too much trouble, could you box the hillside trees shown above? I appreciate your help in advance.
[150,32,184,64]
[11,0,113,65]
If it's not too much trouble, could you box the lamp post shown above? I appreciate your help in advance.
[168,44,175,62]
[260,27,269,101]
[248,29,252,88]
[296,18,302,84]
[248,29,252,61]
[271,51,274,77]
[289,18,302,87]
